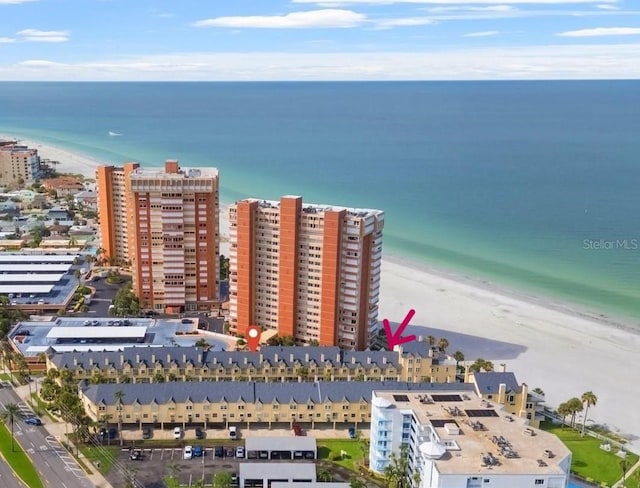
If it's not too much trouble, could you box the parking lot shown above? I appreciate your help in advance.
[107,445,280,487]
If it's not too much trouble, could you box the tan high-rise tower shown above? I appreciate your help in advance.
[97,160,219,313]
[229,196,383,350]
[96,162,139,265]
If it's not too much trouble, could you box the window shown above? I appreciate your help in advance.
[534,481,544,485]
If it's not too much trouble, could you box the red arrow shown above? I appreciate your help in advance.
[383,309,417,350]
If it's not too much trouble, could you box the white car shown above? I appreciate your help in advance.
[183,445,193,460]
[235,446,245,459]
[229,426,237,439]
[173,427,182,439]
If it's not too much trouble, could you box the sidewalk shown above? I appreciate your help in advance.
[13,380,113,488]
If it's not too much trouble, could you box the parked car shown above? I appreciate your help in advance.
[99,427,108,440]
[225,447,235,458]
[195,426,204,439]
[231,473,238,485]
[108,427,117,440]
[348,427,356,439]
[292,423,303,436]
[129,449,142,461]
[214,446,224,458]
[193,446,203,457]
[173,427,182,439]
[142,426,152,439]
[235,446,245,459]
[183,445,193,460]
[24,417,42,426]
[228,426,237,440]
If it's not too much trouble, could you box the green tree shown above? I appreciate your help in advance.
[115,389,125,446]
[308,339,320,347]
[195,338,210,349]
[557,402,571,429]
[111,284,140,317]
[317,469,332,482]
[468,358,494,373]
[213,471,232,488]
[532,387,545,397]
[580,391,597,436]
[0,402,21,451]
[349,477,367,488]
[427,335,435,347]
[453,350,464,369]
[437,337,449,352]
[566,397,583,428]
[383,443,411,488]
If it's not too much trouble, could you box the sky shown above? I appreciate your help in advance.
[1,0,639,80]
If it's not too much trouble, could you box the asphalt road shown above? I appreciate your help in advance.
[0,386,94,488]
[108,446,242,488]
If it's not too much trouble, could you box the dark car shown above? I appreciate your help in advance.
[214,446,224,458]
[225,447,235,458]
[181,318,192,324]
[142,426,152,439]
[108,427,117,440]
[99,427,108,440]
[193,446,203,457]
[129,449,142,461]
[24,417,42,426]
[348,427,356,439]
[195,426,204,439]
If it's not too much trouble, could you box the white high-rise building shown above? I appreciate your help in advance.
[370,388,571,488]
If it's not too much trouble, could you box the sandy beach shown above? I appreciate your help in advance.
[8,136,640,449]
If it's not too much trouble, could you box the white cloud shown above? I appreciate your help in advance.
[2,44,640,81]
[193,9,366,29]
[293,0,618,4]
[595,3,620,8]
[0,0,37,4]
[17,29,70,43]
[425,5,516,12]
[463,30,499,37]
[557,27,640,36]
[375,17,435,28]
[0,37,16,43]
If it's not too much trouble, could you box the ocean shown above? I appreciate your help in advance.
[1,81,639,323]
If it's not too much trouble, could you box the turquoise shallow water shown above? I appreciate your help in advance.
[1,81,639,324]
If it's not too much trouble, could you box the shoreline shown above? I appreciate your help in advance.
[5,134,640,448]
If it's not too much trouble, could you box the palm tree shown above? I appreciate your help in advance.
[349,477,367,488]
[580,391,597,436]
[427,335,435,347]
[1,403,21,451]
[114,389,125,446]
[453,351,464,369]
[437,338,449,352]
[557,402,570,429]
[566,397,583,428]
[317,469,332,482]
[168,461,182,481]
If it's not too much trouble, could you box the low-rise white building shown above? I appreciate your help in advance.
[370,388,571,488]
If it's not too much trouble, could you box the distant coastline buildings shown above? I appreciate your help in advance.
[97,161,220,313]
[229,196,384,349]
[0,143,40,186]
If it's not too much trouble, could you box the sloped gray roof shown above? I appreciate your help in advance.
[82,381,474,406]
[50,345,401,370]
[473,372,521,395]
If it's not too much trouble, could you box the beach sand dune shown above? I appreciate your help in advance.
[10,136,640,449]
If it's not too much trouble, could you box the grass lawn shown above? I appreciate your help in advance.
[541,421,638,485]
[0,422,44,488]
[79,445,121,476]
[317,439,366,471]
[0,373,12,382]
[163,476,180,488]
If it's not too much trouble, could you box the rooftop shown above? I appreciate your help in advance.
[239,463,316,481]
[243,198,383,218]
[373,389,569,476]
[81,381,472,407]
